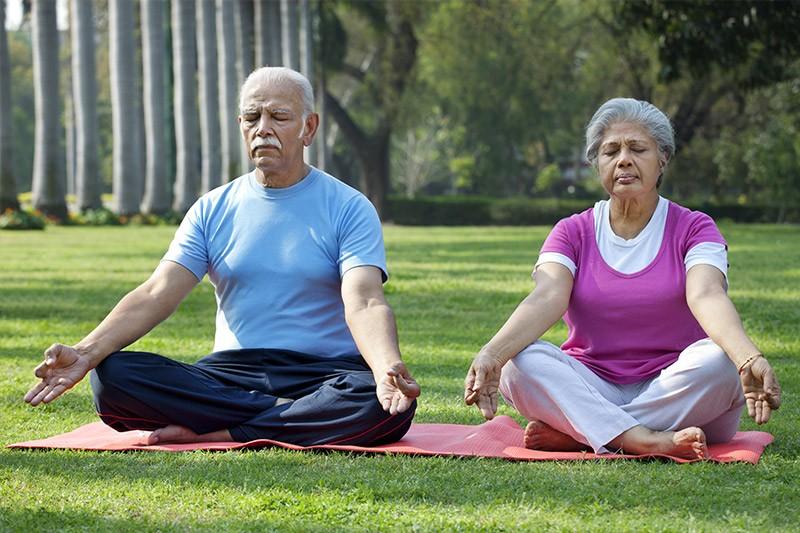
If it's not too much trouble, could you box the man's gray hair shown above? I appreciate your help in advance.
[584,98,675,169]
[238,66,315,115]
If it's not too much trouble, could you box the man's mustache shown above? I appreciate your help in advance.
[251,137,282,151]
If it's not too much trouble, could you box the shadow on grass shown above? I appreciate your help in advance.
[1,446,797,527]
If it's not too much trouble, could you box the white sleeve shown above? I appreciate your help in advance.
[685,242,728,280]
[534,252,576,277]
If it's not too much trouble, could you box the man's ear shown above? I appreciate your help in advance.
[302,113,320,146]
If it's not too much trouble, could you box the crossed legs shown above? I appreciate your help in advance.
[90,348,415,446]
[499,339,744,458]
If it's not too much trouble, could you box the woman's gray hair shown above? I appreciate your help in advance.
[239,66,315,116]
[584,98,675,170]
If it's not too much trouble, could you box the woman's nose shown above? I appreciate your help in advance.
[616,148,633,166]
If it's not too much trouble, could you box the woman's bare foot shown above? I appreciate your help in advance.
[669,427,708,459]
[610,425,708,460]
[147,424,233,445]
[524,420,590,451]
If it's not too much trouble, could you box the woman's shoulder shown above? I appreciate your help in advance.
[665,199,726,246]
[549,206,595,241]
[558,205,596,229]
[666,200,718,228]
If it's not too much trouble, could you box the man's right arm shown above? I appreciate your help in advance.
[24,261,199,405]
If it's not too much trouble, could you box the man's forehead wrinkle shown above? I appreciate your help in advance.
[241,92,301,113]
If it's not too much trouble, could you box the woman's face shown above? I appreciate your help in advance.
[598,122,663,200]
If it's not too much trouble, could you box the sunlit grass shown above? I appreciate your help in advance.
[1,224,798,531]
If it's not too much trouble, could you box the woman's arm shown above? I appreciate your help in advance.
[686,264,781,424]
[465,262,573,419]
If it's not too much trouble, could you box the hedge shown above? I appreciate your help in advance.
[386,196,800,225]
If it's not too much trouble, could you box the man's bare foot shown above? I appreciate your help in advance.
[147,424,233,445]
[610,425,708,460]
[524,420,589,451]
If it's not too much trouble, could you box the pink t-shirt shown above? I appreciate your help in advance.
[540,201,727,384]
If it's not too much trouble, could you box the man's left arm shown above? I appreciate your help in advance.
[341,266,420,415]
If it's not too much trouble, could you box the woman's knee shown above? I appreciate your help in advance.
[499,341,566,394]
[681,340,740,389]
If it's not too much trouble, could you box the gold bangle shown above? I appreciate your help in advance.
[738,353,763,375]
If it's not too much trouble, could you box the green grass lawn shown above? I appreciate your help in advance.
[1,224,798,531]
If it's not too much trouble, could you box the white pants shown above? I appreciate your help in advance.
[499,338,745,454]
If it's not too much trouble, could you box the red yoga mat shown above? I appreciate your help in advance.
[7,416,773,463]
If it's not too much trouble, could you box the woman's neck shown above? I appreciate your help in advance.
[608,193,660,240]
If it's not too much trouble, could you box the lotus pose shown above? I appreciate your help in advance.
[26,67,419,446]
[464,98,781,459]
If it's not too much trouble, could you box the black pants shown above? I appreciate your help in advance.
[89,349,416,446]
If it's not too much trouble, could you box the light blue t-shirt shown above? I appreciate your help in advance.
[162,167,387,357]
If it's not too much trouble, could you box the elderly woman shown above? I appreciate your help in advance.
[464,98,782,459]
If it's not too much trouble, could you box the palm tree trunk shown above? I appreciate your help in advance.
[109,0,143,216]
[31,0,67,219]
[0,0,19,211]
[299,0,316,166]
[280,0,299,70]
[172,0,199,214]
[217,0,240,182]
[255,0,282,67]
[197,0,221,193]
[71,0,101,211]
[140,0,170,214]
[236,0,254,174]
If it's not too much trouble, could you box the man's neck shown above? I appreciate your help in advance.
[255,163,309,189]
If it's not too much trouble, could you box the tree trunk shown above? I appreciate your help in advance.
[197,0,221,193]
[299,0,317,166]
[140,0,170,214]
[321,4,417,219]
[172,0,199,214]
[71,0,101,211]
[217,0,240,182]
[0,0,19,211]
[31,0,67,219]
[358,132,390,217]
[281,0,299,70]
[256,0,282,67]
[325,90,390,217]
[64,91,75,198]
[109,0,143,215]
[235,0,254,174]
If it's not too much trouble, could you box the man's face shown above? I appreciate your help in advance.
[238,79,312,179]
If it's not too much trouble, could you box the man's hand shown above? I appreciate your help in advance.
[464,351,505,420]
[376,362,420,415]
[740,356,781,425]
[24,344,93,406]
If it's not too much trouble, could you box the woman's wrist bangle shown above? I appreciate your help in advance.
[738,353,763,375]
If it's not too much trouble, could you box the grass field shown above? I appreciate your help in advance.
[1,224,799,531]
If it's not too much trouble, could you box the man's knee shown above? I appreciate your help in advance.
[334,372,417,445]
[90,351,154,404]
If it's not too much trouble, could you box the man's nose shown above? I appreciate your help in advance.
[255,115,271,137]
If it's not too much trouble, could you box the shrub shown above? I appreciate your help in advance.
[386,196,800,226]
[0,208,47,230]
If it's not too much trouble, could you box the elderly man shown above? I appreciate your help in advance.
[24,67,419,446]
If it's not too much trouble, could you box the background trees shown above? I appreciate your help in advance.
[2,0,799,222]
[30,0,66,219]
[0,0,18,211]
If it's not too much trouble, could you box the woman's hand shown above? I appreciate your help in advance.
[464,351,506,420]
[740,356,781,424]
